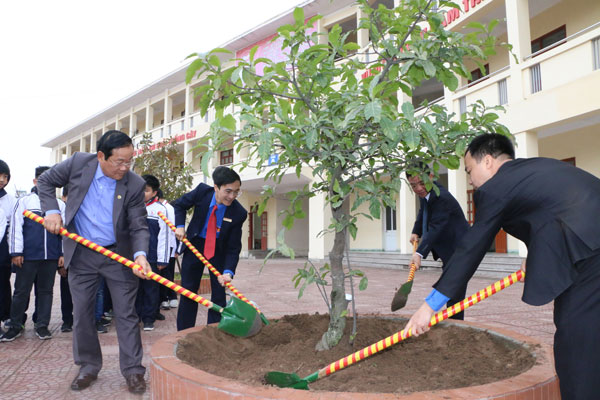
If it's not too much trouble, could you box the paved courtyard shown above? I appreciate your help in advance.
[0,259,555,399]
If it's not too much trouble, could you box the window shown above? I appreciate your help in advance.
[530,63,542,93]
[220,149,233,165]
[498,78,508,105]
[468,64,489,85]
[531,25,566,56]
[593,37,600,70]
[459,96,467,114]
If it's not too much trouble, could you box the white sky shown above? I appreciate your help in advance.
[0,0,301,195]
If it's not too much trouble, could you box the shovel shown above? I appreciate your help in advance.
[391,241,419,311]
[24,210,261,338]
[265,269,525,390]
[157,211,269,326]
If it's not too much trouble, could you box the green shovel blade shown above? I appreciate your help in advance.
[218,295,263,337]
[390,280,414,311]
[264,371,309,390]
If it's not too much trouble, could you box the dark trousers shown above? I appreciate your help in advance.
[9,259,56,329]
[69,245,144,378]
[159,256,177,302]
[60,274,73,325]
[135,263,160,323]
[553,249,600,399]
[176,243,225,331]
[0,259,11,322]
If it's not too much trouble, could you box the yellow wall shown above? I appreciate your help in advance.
[530,0,600,40]
[349,191,384,250]
[538,124,600,178]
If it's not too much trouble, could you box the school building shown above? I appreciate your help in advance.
[42,0,600,261]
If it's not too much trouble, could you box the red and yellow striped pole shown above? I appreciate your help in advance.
[24,210,221,312]
[315,269,524,380]
[157,211,266,318]
[406,240,419,282]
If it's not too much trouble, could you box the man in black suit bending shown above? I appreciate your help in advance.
[408,169,469,319]
[405,133,600,399]
[172,166,247,330]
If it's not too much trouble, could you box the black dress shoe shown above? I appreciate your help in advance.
[125,373,146,394]
[70,372,97,390]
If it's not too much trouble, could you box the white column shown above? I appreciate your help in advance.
[145,101,153,133]
[115,114,121,130]
[184,85,191,130]
[130,112,137,137]
[90,130,97,153]
[308,191,327,260]
[164,90,172,127]
[505,0,531,104]
[399,174,417,253]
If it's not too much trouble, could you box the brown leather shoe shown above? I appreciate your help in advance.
[70,372,98,390]
[125,373,146,394]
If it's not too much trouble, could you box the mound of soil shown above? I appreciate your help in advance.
[176,314,536,394]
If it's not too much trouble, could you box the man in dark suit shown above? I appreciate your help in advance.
[38,130,151,394]
[408,172,469,319]
[172,166,247,331]
[405,133,600,399]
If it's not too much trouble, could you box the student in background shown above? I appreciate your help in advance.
[1,166,63,342]
[136,175,169,331]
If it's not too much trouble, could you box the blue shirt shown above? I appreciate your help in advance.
[425,289,450,311]
[49,164,145,259]
[177,193,233,276]
[74,164,116,246]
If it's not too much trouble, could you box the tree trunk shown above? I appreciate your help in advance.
[316,206,349,351]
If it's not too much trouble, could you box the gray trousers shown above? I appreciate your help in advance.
[69,245,145,378]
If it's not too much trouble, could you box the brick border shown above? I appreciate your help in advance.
[150,318,559,399]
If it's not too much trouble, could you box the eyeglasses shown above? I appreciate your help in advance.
[222,188,242,198]
[108,158,133,168]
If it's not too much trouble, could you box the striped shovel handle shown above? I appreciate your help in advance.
[157,211,263,316]
[24,210,222,313]
[406,240,419,282]
[309,269,525,381]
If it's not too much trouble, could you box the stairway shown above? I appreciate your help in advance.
[344,250,523,278]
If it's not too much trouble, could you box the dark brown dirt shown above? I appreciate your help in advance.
[176,314,536,394]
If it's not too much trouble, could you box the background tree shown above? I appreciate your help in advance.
[133,132,194,201]
[185,0,510,350]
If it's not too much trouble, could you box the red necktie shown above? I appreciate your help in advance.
[204,205,218,259]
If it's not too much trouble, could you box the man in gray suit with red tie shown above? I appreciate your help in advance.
[172,166,247,331]
[38,130,151,394]
[405,133,600,399]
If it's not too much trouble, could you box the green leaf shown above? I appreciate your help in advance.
[421,60,436,78]
[404,128,420,150]
[364,99,382,122]
[401,102,414,121]
[293,7,304,26]
[348,223,358,240]
[380,117,398,141]
[369,200,381,219]
[185,59,204,84]
[249,45,259,62]
[359,276,368,291]
[220,114,236,131]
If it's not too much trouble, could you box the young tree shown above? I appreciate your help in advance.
[133,132,194,201]
[185,0,510,350]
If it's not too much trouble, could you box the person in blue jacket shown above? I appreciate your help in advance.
[1,166,64,342]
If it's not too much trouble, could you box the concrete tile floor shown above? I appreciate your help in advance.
[0,259,554,399]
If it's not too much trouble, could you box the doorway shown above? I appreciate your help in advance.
[467,189,506,253]
[383,205,397,251]
[248,206,267,250]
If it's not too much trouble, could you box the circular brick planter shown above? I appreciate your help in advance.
[150,319,559,399]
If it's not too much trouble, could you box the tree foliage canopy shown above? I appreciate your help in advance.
[184,0,511,349]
